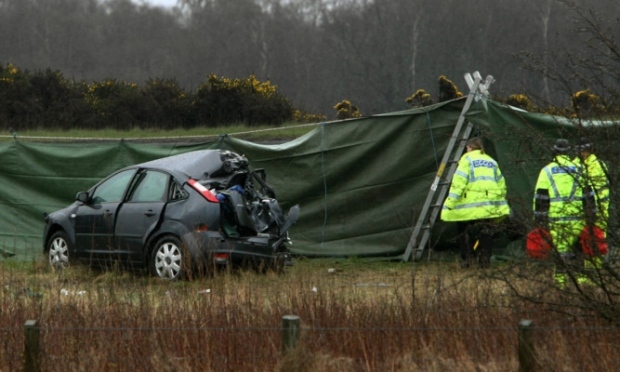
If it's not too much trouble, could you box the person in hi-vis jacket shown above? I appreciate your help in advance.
[574,137,610,280]
[441,137,511,268]
[534,139,585,287]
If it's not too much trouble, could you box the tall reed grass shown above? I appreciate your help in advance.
[1,257,618,371]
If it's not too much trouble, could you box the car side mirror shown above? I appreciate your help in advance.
[76,191,90,204]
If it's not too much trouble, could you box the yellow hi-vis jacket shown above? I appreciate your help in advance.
[576,153,610,221]
[441,149,510,222]
[533,155,583,222]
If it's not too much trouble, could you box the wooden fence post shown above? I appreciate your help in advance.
[518,319,535,372]
[24,320,40,372]
[281,315,300,355]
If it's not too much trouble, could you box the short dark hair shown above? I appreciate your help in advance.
[466,137,485,154]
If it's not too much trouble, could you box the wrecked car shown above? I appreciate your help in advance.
[43,149,299,280]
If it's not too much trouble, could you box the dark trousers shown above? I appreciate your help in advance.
[457,219,494,268]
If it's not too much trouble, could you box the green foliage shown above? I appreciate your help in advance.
[293,109,327,123]
[140,78,194,129]
[85,78,143,129]
[6,56,620,132]
[333,99,362,120]
[0,63,306,130]
[0,64,31,129]
[0,65,92,130]
[28,69,80,128]
[194,74,294,127]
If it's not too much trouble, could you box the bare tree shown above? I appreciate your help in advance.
[520,0,620,108]
[408,2,423,93]
[537,0,554,102]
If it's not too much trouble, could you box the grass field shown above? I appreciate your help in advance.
[2,255,619,371]
[0,123,320,143]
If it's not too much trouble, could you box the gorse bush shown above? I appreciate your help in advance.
[333,99,361,120]
[4,61,620,131]
[141,78,193,129]
[85,79,141,130]
[403,74,620,121]
[1,65,94,130]
[0,64,300,131]
[438,75,463,102]
[405,89,433,107]
[504,94,533,111]
[195,74,294,127]
[293,109,327,123]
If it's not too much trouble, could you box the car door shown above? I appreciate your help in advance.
[114,169,170,263]
[74,168,137,260]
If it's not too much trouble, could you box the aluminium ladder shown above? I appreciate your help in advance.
[402,71,495,262]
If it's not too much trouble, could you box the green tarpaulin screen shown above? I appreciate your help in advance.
[0,99,614,260]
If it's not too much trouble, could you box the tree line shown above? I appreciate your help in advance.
[0,0,619,128]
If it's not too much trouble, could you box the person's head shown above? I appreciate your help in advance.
[553,138,570,156]
[576,137,593,158]
[466,137,485,154]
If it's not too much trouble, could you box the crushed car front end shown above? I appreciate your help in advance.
[182,150,299,272]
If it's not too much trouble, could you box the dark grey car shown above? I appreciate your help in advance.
[43,150,299,280]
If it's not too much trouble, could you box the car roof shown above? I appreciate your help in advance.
[137,150,226,181]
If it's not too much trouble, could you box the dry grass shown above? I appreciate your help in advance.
[1,257,619,371]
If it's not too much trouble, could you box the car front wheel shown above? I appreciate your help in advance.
[150,236,185,280]
[48,230,72,270]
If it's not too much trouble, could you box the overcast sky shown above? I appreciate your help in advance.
[135,0,177,8]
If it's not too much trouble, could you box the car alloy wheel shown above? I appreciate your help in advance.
[48,231,71,270]
[151,236,184,280]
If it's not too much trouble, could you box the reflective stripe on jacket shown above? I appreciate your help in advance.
[533,155,583,222]
[441,149,510,222]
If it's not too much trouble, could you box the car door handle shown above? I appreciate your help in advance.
[144,210,156,217]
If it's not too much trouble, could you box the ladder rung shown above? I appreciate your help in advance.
[404,74,493,262]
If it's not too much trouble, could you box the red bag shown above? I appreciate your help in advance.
[580,225,608,256]
[526,228,552,259]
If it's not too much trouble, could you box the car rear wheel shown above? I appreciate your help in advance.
[48,230,71,270]
[150,235,185,280]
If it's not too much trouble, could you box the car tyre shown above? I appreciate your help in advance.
[150,235,185,280]
[48,230,72,270]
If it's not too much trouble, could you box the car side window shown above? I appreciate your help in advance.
[91,169,137,204]
[170,182,189,201]
[129,170,170,203]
